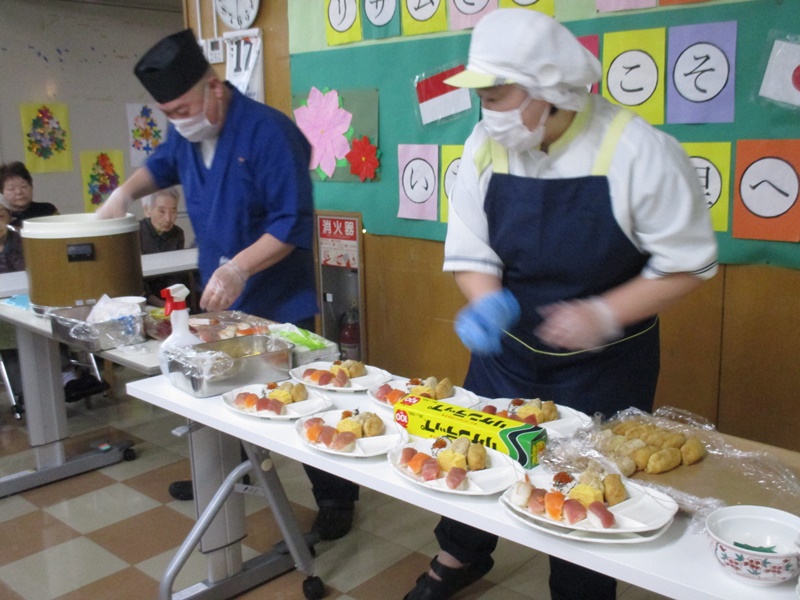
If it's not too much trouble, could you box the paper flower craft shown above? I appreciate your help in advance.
[86,153,120,206]
[294,87,353,178]
[131,105,163,156]
[345,135,380,182]
[26,106,68,160]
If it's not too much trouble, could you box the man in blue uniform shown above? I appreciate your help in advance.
[97,29,358,540]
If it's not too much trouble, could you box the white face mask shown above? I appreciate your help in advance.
[481,96,548,152]
[169,84,220,143]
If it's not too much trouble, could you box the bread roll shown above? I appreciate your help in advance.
[645,447,682,474]
[614,456,637,477]
[541,400,558,423]
[467,443,487,471]
[630,445,659,472]
[362,414,385,437]
[603,474,626,506]
[290,382,308,402]
[451,436,471,456]
[680,437,706,465]
[434,377,455,399]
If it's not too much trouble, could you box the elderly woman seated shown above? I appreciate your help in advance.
[139,187,190,308]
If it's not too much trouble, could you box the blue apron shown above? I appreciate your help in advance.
[464,110,659,418]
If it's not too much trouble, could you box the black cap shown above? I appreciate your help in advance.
[134,29,209,104]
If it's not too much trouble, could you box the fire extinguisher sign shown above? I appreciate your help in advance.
[317,216,359,269]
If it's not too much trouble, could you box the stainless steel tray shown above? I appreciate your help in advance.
[165,334,294,398]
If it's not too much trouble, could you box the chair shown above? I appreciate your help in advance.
[0,349,23,419]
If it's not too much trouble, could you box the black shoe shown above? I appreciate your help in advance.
[64,374,109,403]
[169,480,194,501]
[312,500,355,540]
[403,554,494,600]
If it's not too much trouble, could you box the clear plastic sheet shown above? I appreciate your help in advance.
[50,296,146,352]
[162,345,234,380]
[539,406,800,533]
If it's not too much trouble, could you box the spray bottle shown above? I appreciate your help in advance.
[158,283,201,377]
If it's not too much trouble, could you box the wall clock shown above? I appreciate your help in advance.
[216,0,260,30]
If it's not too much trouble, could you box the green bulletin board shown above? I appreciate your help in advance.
[289,0,800,270]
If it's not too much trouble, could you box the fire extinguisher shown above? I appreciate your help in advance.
[339,303,361,361]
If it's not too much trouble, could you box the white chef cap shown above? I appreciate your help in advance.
[445,9,601,111]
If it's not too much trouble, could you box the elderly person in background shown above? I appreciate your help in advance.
[0,161,58,228]
[139,187,187,307]
[0,195,25,414]
[0,196,24,273]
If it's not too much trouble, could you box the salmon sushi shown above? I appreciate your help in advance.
[544,490,566,521]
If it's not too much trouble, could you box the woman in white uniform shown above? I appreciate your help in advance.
[404,9,717,600]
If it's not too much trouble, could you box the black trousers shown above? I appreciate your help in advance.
[292,316,359,506]
[435,517,616,600]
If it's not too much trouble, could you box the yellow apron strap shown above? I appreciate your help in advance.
[591,109,636,176]
[489,139,509,175]
[473,138,510,177]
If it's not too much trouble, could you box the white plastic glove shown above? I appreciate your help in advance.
[200,261,249,312]
[534,296,622,351]
[95,187,133,219]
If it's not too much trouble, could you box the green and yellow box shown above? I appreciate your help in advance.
[393,395,547,469]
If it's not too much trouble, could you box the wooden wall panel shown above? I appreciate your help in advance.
[364,235,470,384]
[719,266,800,452]
[654,268,724,423]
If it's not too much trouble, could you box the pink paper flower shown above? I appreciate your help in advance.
[294,87,352,178]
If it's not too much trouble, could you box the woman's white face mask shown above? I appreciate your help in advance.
[169,84,220,143]
[481,95,548,152]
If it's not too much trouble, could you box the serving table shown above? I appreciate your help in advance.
[127,375,800,600]
[0,248,197,497]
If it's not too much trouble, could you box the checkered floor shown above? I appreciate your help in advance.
[0,365,669,600]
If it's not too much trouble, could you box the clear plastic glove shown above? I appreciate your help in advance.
[95,187,133,219]
[200,261,249,312]
[534,296,622,351]
[454,289,521,355]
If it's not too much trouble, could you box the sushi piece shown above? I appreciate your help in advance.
[330,431,357,452]
[528,488,547,514]
[317,371,334,386]
[445,467,468,490]
[399,447,418,466]
[509,481,533,507]
[587,501,616,529]
[265,397,285,415]
[562,499,587,524]
[385,388,407,406]
[407,451,433,474]
[374,383,392,400]
[303,417,325,431]
[421,458,440,481]
[544,491,566,521]
[305,423,325,443]
[332,369,350,388]
[316,425,338,447]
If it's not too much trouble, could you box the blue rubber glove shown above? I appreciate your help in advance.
[454,289,521,355]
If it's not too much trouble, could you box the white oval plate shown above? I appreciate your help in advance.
[500,469,678,534]
[367,378,480,411]
[501,496,674,544]
[222,384,333,420]
[388,438,519,496]
[295,409,404,457]
[289,361,392,393]
[476,398,592,438]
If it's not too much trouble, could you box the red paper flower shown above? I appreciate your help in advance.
[345,136,379,182]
